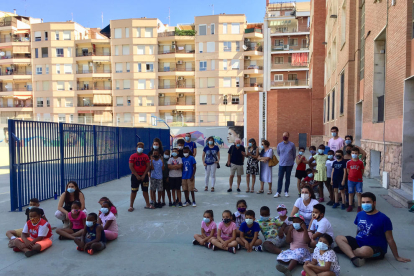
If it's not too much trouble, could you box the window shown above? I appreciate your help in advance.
[116,97,123,106]
[199,61,207,71]
[135,28,141,37]
[114,28,122,39]
[124,113,131,122]
[43,81,49,90]
[55,31,59,40]
[274,57,283,64]
[327,94,330,121]
[34,31,41,41]
[236,41,240,52]
[46,65,49,74]
[323,98,326,123]
[236,77,240,87]
[66,47,72,57]
[223,42,231,52]
[65,98,73,107]
[115,63,123,73]
[57,81,64,90]
[223,95,228,105]
[56,64,60,74]
[207,42,215,53]
[289,38,298,46]
[115,45,119,56]
[122,45,130,55]
[36,65,42,75]
[116,80,120,90]
[125,28,129,38]
[199,42,203,53]
[35,48,38,58]
[146,63,154,72]
[145,27,153,37]
[341,1,346,47]
[123,80,130,89]
[199,24,207,35]
[340,73,344,114]
[149,45,154,55]
[231,23,240,34]
[138,79,146,89]
[223,77,231,88]
[147,97,154,106]
[274,39,284,46]
[37,97,44,107]
[377,95,384,122]
[69,114,74,123]
[223,23,227,34]
[211,60,215,70]
[56,48,64,57]
[139,113,147,123]
[223,59,227,70]
[231,59,239,70]
[137,63,142,72]
[58,114,66,123]
[288,56,292,63]
[200,95,207,105]
[232,95,240,104]
[207,78,215,88]
[149,79,154,89]
[288,74,297,80]
[137,96,143,106]
[41,47,48,58]
[211,23,215,34]
[64,64,72,74]
[126,62,130,72]
[274,74,283,81]
[63,31,71,40]
[137,45,145,55]
[45,32,48,41]
[332,89,335,119]
[46,97,50,107]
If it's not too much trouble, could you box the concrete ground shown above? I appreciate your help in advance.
[0,148,413,276]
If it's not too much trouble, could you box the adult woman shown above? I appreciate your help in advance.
[245,138,259,193]
[257,140,273,194]
[55,181,86,226]
[202,136,220,192]
[148,138,164,158]
[290,186,319,227]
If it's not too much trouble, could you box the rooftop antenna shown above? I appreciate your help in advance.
[209,4,214,15]
[101,12,103,29]
[167,7,171,26]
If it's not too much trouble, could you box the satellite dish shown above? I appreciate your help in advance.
[0,52,5,56]
[242,45,248,50]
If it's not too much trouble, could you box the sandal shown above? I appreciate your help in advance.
[204,186,208,191]
[128,207,135,212]
[250,190,254,193]
[256,190,264,194]
[144,205,156,209]
[194,188,198,192]
[267,190,272,195]
[211,187,215,192]
[246,189,250,193]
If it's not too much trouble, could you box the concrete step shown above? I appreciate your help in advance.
[388,188,414,209]
[401,182,413,195]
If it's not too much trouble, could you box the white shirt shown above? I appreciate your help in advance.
[23,221,50,238]
[294,198,319,225]
[310,217,334,239]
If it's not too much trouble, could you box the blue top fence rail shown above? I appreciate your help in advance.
[8,119,170,211]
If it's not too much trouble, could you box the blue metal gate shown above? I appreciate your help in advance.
[8,120,170,211]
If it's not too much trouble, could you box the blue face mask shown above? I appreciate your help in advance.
[299,151,304,155]
[351,154,358,159]
[362,203,373,212]
[203,218,210,223]
[248,143,252,147]
[153,145,159,149]
[28,206,33,210]
[236,144,240,147]
[310,150,316,155]
[185,137,190,141]
[345,140,352,145]
[86,221,94,227]
[260,145,264,149]
[137,148,144,153]
[293,223,301,230]
[328,155,333,159]
[100,208,109,214]
[308,173,313,178]
[318,149,324,154]
[316,241,329,251]
[208,141,214,145]
[171,152,178,157]
[331,132,337,137]
[260,216,269,221]
[67,188,75,193]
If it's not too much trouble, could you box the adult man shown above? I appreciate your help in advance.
[184,132,197,157]
[328,126,345,152]
[275,132,296,198]
[226,138,245,192]
[335,192,411,267]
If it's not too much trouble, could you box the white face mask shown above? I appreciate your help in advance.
[301,193,310,201]
[245,218,254,225]
[183,153,189,157]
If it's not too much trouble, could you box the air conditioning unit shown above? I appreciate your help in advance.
[172,110,177,114]
[177,76,184,81]
[172,45,176,49]
[172,41,176,45]
[178,111,183,115]
[244,74,250,78]
[159,93,165,97]
[177,60,183,65]
[178,93,184,98]
[245,38,250,42]
[244,56,250,60]
[283,45,290,50]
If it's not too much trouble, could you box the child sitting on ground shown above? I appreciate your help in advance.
[56,201,86,240]
[258,206,283,254]
[276,213,312,276]
[210,210,238,254]
[162,150,172,206]
[233,199,247,236]
[150,149,164,208]
[308,204,334,248]
[302,234,340,276]
[74,213,106,255]
[325,150,335,205]
[98,197,117,216]
[275,204,291,246]
[12,207,53,257]
[193,210,216,247]
[6,198,47,248]
[236,210,262,252]
[301,169,318,197]
[98,201,118,241]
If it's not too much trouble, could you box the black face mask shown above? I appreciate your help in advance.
[335,155,342,159]
[346,150,351,155]
[222,218,232,224]
[153,155,159,159]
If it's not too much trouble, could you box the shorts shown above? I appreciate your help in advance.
[182,178,195,191]
[345,236,385,260]
[131,174,149,193]
[163,177,170,191]
[332,179,346,190]
[13,228,23,237]
[267,236,286,248]
[169,177,182,190]
[18,237,52,251]
[230,163,244,176]
[73,228,82,233]
[348,180,363,194]
[150,178,163,192]
[295,170,307,179]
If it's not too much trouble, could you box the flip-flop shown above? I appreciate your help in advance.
[211,187,215,192]
[144,205,155,209]
[246,189,250,193]
[250,190,254,193]
[128,207,135,212]
[267,190,272,195]
[256,190,264,194]
[204,187,208,191]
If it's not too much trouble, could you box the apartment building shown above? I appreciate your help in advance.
[322,0,414,207]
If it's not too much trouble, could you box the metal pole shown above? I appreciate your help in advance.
[59,123,65,193]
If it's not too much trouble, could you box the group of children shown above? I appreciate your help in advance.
[295,144,365,212]
[193,199,340,276]
[6,196,119,257]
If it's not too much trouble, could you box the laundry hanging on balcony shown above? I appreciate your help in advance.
[291,53,308,67]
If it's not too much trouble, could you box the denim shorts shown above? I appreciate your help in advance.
[348,180,363,194]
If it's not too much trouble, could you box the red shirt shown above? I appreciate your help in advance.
[303,176,314,185]
[129,153,150,175]
[346,160,364,182]
[23,219,52,239]
[297,156,306,171]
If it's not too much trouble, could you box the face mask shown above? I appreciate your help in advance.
[310,150,316,155]
[328,155,333,159]
[260,145,264,149]
[283,136,288,141]
[238,207,246,213]
[316,241,329,251]
[137,148,144,153]
[172,152,178,157]
[153,145,159,150]
[183,153,189,157]
[30,218,40,225]
[308,173,313,178]
[278,210,287,216]
[236,143,240,147]
[345,140,352,145]
[245,219,254,225]
[248,143,252,147]
[336,155,342,159]
[86,221,94,227]
[222,218,232,224]
[362,203,373,212]
[346,150,351,155]
[299,151,304,155]
[352,154,358,159]
[203,218,210,223]
[293,223,301,230]
[71,209,80,214]
[178,146,183,150]
[153,155,159,159]
[100,208,109,214]
[331,132,337,137]
[67,188,75,193]
[260,216,269,221]
[208,141,214,145]
[301,193,310,201]
[28,206,33,210]
[318,149,324,154]
[164,154,170,159]
[185,137,190,141]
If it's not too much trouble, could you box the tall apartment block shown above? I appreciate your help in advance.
[0,10,263,128]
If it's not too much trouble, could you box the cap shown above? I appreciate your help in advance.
[288,213,305,222]
[277,204,287,210]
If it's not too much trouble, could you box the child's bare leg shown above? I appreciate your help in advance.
[13,239,27,251]
[341,190,346,203]
[6,230,18,239]
[325,181,333,201]
[194,234,207,244]
[56,228,75,240]
[74,237,85,248]
[334,188,339,203]
[166,189,172,203]
[184,190,189,202]
[246,175,250,191]
[318,182,324,198]
[287,260,298,271]
[227,240,238,247]
[303,264,318,276]
[210,238,225,250]
[253,239,262,246]
[357,192,362,207]
[263,241,282,254]
[72,229,84,237]
[171,190,177,203]
[235,229,241,237]
[190,191,195,202]
[349,193,355,206]
[251,175,256,191]
[157,190,162,203]
[260,181,264,191]
[176,189,182,202]
[297,178,301,194]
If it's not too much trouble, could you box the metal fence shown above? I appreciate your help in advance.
[8,119,170,211]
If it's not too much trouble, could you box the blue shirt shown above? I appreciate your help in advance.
[228,145,245,166]
[203,145,219,165]
[182,156,196,179]
[354,211,392,253]
[332,160,347,183]
[184,141,196,154]
[277,141,296,166]
[239,221,261,241]
[151,158,163,179]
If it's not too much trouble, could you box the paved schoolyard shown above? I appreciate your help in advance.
[0,149,413,276]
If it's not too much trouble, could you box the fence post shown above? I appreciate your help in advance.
[116,127,120,179]
[93,125,97,186]
[8,119,17,211]
[59,123,65,193]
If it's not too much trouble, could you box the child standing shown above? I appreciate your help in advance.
[276,213,312,276]
[210,210,238,254]
[56,201,86,240]
[308,146,317,170]
[325,150,335,205]
[74,213,106,255]
[150,149,164,208]
[98,201,118,241]
[309,145,328,202]
[331,150,347,209]
[162,149,172,206]
[193,210,216,247]
[308,204,334,248]
[168,148,183,207]
[295,147,308,198]
[303,234,340,276]
[182,147,197,207]
[258,206,284,254]
[129,142,152,210]
[346,147,364,212]
[236,210,262,252]
[232,199,247,236]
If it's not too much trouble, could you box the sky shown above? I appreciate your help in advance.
[2,0,310,28]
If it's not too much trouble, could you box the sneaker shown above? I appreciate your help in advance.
[332,203,340,208]
[228,247,236,254]
[169,202,173,207]
[204,243,210,249]
[345,203,349,208]
[357,206,362,212]
[172,202,176,207]
[346,205,353,212]
[76,246,84,251]
[327,200,334,206]
[227,189,232,192]
[192,239,200,245]
[178,202,183,208]
[237,188,241,192]
[284,192,289,197]
[276,264,292,276]
[211,245,217,251]
[341,204,346,210]
[319,198,325,202]
[192,201,197,207]
[254,245,263,252]
[351,257,366,267]
[236,244,241,250]
[157,203,162,208]
[182,202,189,207]
[25,250,39,258]
[273,192,280,198]
[301,270,307,276]
[162,202,166,206]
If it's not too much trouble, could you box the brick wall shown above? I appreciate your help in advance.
[246,93,260,143]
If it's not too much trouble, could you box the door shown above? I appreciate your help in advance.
[250,60,257,69]
[186,78,193,88]
[82,64,89,73]
[7,98,13,107]
[104,81,111,90]
[298,133,307,149]
[103,47,110,56]
[164,79,170,89]
[103,64,110,73]
[185,44,192,53]
[83,81,89,90]
[185,96,193,105]
[164,96,170,106]
[163,62,170,72]
[185,62,192,71]
[163,45,170,54]
[26,82,32,91]
[82,48,88,56]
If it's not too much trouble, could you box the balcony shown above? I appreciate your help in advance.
[0,53,31,63]
[0,18,17,28]
[271,44,309,53]
[0,36,30,43]
[158,84,195,89]
[78,95,112,107]
[77,85,112,91]
[76,68,111,74]
[270,26,310,36]
[158,30,196,37]
[0,86,32,92]
[75,50,111,57]
[158,65,195,72]
[158,45,195,55]
[271,62,309,71]
[243,42,263,56]
[0,97,33,110]
[270,79,309,89]
[244,28,263,39]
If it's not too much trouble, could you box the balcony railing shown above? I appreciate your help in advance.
[244,82,264,88]
[244,64,263,70]
[272,62,309,69]
[158,30,196,37]
[75,50,111,57]
[76,69,111,74]
[0,54,31,59]
[244,43,263,52]
[271,44,309,51]
[158,66,195,72]
[0,36,30,43]
[0,102,33,108]
[0,71,32,76]
[0,18,17,28]
[158,46,195,54]
[270,26,310,34]
[271,79,309,87]
[0,87,33,92]
[158,31,176,37]
[245,28,263,34]
[159,100,195,106]
[158,84,195,89]
[77,86,112,91]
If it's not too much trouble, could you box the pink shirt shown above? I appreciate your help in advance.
[99,212,118,233]
[290,229,309,250]
[328,137,345,152]
[201,221,217,237]
[218,221,236,241]
[68,211,86,230]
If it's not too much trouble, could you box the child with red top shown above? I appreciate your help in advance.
[193,210,217,247]
[301,168,318,194]
[346,147,365,212]
[295,147,307,198]
[12,207,53,257]
[210,210,238,254]
[98,197,117,216]
[56,201,86,240]
[129,142,152,211]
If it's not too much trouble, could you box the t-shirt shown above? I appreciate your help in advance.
[326,159,335,178]
[25,207,45,222]
[218,221,237,241]
[182,156,196,180]
[294,198,319,225]
[162,158,170,179]
[332,160,347,183]
[228,145,245,165]
[23,219,53,239]
[296,156,306,171]
[239,221,261,241]
[201,220,217,237]
[68,211,86,230]
[347,160,364,182]
[184,141,197,154]
[99,212,118,233]
[168,157,183,178]
[354,211,392,253]
[257,218,283,240]
[151,158,163,180]
[203,145,219,165]
[129,153,150,175]
[232,211,245,228]
[328,137,345,152]
[310,217,334,240]
[312,248,341,275]
[303,176,315,186]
